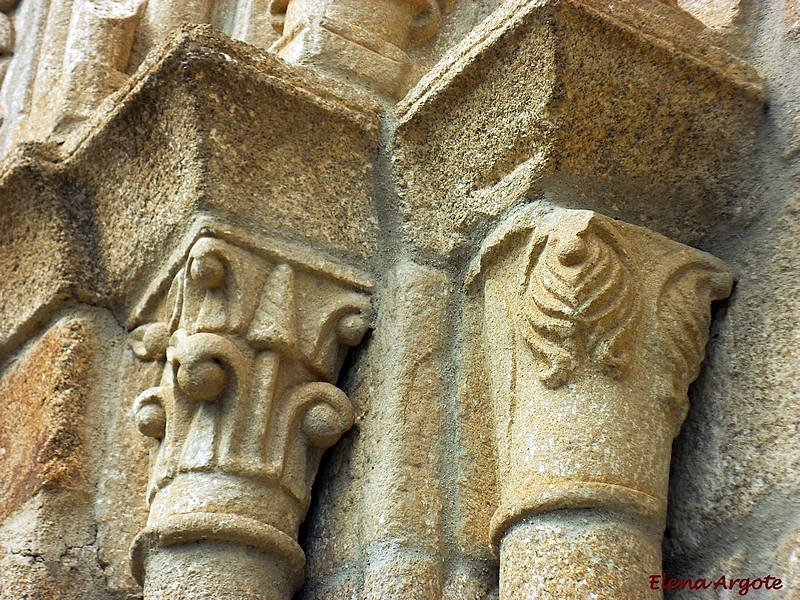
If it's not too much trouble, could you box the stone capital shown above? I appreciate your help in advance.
[270,0,451,98]
[127,228,372,598]
[468,205,733,598]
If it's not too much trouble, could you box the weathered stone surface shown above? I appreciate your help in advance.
[0,0,794,598]
[128,232,372,597]
[0,491,108,600]
[0,0,496,155]
[665,192,800,595]
[394,0,764,255]
[786,0,800,36]
[677,0,744,30]
[142,541,295,600]
[72,27,382,318]
[452,293,498,567]
[0,318,89,521]
[0,307,147,599]
[51,0,143,139]
[96,324,153,596]
[0,148,98,365]
[358,263,448,600]
[271,0,451,99]
[778,525,800,599]
[501,511,662,600]
[0,26,381,361]
[302,261,451,599]
[0,0,19,95]
[662,0,800,593]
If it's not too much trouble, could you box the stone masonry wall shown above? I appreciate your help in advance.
[0,1,797,599]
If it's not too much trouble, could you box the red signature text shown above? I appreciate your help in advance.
[649,573,783,596]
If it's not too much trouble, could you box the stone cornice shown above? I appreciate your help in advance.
[393,0,765,255]
[0,26,381,363]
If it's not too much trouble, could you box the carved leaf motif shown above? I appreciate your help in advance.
[657,260,733,410]
[520,216,640,388]
[247,263,298,353]
[182,238,269,336]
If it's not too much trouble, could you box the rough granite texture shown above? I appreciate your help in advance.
[0,307,141,599]
[0,318,90,523]
[0,0,797,598]
[664,1,800,596]
[393,0,764,256]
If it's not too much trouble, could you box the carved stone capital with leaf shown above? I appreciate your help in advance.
[468,205,733,570]
[127,232,372,596]
[516,210,642,389]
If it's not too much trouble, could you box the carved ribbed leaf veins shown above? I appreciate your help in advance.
[520,216,640,388]
[657,261,733,414]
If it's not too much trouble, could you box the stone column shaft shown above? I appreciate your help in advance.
[269,0,448,98]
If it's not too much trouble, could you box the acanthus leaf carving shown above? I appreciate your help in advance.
[518,212,641,388]
[657,258,734,421]
[247,263,298,354]
[473,205,735,576]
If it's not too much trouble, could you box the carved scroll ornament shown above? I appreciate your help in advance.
[128,235,371,592]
